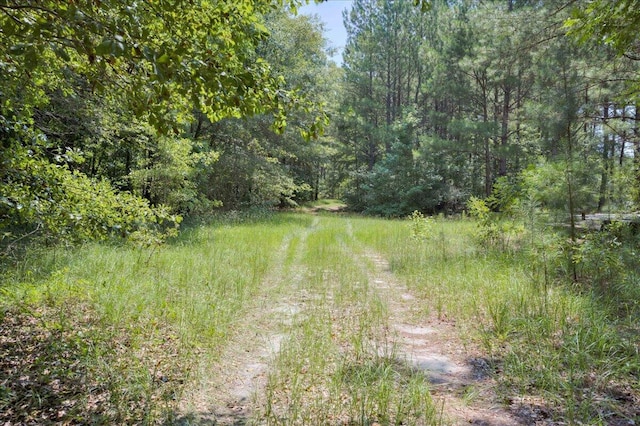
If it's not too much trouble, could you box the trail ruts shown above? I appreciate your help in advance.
[347,224,521,426]
[179,216,520,425]
[178,219,317,425]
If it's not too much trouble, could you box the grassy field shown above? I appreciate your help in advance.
[1,211,638,424]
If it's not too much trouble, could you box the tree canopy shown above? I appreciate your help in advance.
[3,0,640,248]
[0,0,313,129]
[0,0,329,249]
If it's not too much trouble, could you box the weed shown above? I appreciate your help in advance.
[352,213,640,423]
[262,215,438,425]
[0,214,308,424]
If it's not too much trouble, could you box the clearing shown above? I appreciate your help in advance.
[180,215,523,425]
[1,212,638,424]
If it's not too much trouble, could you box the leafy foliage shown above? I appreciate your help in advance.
[521,160,599,220]
[0,0,329,248]
[467,195,524,251]
[0,139,180,251]
[0,0,309,128]
[189,10,333,209]
[565,0,640,61]
[408,210,434,241]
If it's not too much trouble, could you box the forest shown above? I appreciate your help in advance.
[1,0,640,238]
[1,0,640,424]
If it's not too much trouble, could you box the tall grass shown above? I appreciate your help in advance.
[0,212,313,424]
[2,211,638,424]
[263,215,437,425]
[350,214,640,423]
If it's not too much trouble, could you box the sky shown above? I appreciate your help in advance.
[298,0,353,65]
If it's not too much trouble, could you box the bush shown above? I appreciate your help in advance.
[467,196,524,250]
[1,141,180,254]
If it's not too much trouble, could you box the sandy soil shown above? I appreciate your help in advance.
[361,249,522,426]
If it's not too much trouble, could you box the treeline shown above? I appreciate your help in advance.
[0,1,332,251]
[331,0,640,217]
[1,0,639,251]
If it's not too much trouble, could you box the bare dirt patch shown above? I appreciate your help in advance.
[186,329,284,425]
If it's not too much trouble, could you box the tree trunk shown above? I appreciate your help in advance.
[619,106,626,166]
[598,103,615,212]
[635,103,640,207]
[499,84,511,177]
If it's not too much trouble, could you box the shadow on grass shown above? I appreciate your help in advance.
[168,412,251,425]
[0,307,113,425]
[172,210,316,246]
[0,304,191,426]
[486,321,640,425]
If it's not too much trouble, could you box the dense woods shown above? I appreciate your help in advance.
[2,0,639,247]
[335,0,640,218]
[0,0,328,248]
[0,0,634,232]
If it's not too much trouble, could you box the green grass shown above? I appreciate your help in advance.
[1,212,638,424]
[0,212,313,424]
[263,215,436,425]
[350,215,640,424]
[299,198,347,212]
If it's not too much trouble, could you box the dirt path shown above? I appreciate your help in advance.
[180,216,521,425]
[179,220,317,424]
[358,248,521,425]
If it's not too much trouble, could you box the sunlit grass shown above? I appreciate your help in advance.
[350,214,640,423]
[299,198,347,212]
[263,215,437,425]
[2,212,638,424]
[0,212,313,423]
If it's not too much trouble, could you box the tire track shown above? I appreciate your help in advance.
[348,231,521,426]
[181,215,519,424]
[178,219,318,424]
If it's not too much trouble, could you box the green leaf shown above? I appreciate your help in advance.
[3,21,17,36]
[156,53,170,64]
[95,39,113,56]
[54,48,71,62]
[9,44,29,55]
